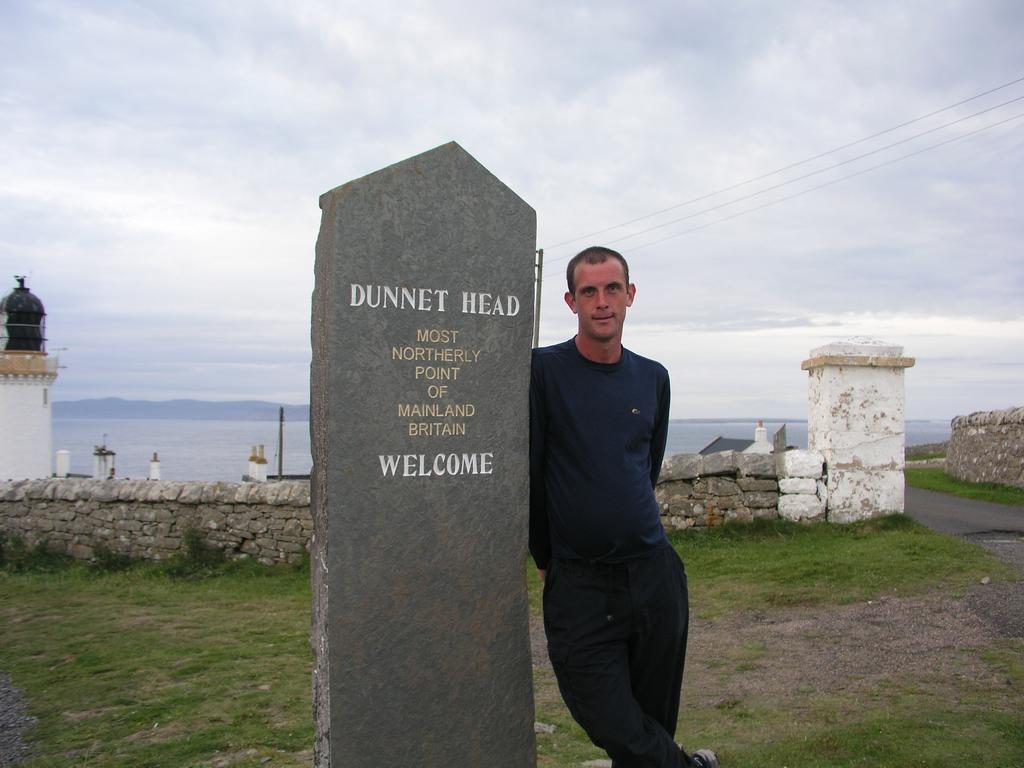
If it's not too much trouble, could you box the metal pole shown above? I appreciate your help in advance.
[278,406,284,481]
[532,248,544,348]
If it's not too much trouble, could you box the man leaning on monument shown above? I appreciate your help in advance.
[529,246,718,768]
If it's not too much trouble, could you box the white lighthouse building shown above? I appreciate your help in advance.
[0,277,58,480]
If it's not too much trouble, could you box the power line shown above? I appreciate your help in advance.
[598,94,1024,247]
[542,74,1024,251]
[619,111,1024,254]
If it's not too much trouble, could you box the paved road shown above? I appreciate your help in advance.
[905,486,1024,535]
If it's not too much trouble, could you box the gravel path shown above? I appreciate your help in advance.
[0,672,34,767]
[963,532,1024,638]
[533,531,1024,720]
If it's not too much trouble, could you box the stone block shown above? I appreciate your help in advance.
[702,450,737,476]
[777,449,824,479]
[93,483,119,503]
[266,483,291,506]
[826,469,904,522]
[778,478,817,495]
[778,494,826,522]
[736,477,777,492]
[311,142,536,767]
[705,477,740,496]
[116,481,145,501]
[246,484,268,505]
[233,484,255,504]
[0,482,18,501]
[57,483,79,501]
[660,453,702,481]
[716,494,747,511]
[737,452,776,478]
[153,508,175,523]
[807,364,908,436]
[810,431,904,471]
[53,507,77,521]
[160,482,185,502]
[212,483,236,503]
[20,482,42,500]
[743,491,779,509]
[143,482,167,502]
[288,482,311,506]
[241,539,260,555]
[69,543,94,560]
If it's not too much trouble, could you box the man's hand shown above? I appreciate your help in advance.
[538,569,546,582]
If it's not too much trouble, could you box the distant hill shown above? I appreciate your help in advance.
[53,398,310,421]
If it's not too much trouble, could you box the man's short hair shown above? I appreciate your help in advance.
[565,246,630,294]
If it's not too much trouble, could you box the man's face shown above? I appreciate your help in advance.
[564,258,636,345]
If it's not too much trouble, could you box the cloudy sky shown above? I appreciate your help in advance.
[2,0,1021,420]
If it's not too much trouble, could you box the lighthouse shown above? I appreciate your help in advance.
[0,276,58,480]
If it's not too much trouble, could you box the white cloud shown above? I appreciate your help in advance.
[0,0,1020,418]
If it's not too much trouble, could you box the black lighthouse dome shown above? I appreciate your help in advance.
[0,276,47,352]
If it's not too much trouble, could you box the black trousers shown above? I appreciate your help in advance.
[543,545,695,768]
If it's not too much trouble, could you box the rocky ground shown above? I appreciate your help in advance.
[0,672,35,767]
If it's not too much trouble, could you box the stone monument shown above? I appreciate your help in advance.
[802,337,915,522]
[311,142,537,767]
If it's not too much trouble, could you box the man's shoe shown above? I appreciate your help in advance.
[691,749,719,768]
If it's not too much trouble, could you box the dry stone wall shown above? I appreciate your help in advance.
[947,407,1024,489]
[657,451,778,528]
[1,451,835,564]
[0,478,311,565]
[655,449,828,529]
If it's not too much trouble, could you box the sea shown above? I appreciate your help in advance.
[51,417,954,483]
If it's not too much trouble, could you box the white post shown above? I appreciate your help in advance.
[148,452,161,481]
[802,338,915,522]
[249,444,268,483]
[55,449,70,478]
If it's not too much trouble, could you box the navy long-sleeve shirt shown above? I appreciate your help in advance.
[529,338,671,569]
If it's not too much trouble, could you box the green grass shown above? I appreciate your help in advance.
[675,675,1024,767]
[906,467,1024,506]
[2,517,1021,767]
[528,516,1008,618]
[670,515,1012,618]
[0,560,313,768]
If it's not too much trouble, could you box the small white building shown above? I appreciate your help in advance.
[0,277,58,480]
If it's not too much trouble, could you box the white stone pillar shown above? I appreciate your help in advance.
[802,338,915,522]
